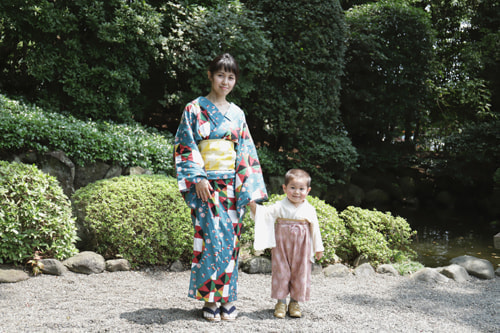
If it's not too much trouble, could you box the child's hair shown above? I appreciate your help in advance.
[208,53,239,81]
[284,169,311,187]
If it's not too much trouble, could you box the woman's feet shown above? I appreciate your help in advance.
[220,301,238,321]
[202,302,220,322]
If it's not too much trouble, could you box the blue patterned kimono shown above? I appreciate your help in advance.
[174,96,267,302]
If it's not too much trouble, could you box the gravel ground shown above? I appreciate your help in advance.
[0,268,498,333]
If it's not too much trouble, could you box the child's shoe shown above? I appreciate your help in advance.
[274,302,287,318]
[288,301,302,318]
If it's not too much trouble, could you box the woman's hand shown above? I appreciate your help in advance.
[195,179,213,202]
[315,251,324,261]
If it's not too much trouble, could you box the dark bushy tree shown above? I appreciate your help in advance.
[159,0,271,128]
[341,1,434,151]
[0,0,163,122]
[243,0,357,186]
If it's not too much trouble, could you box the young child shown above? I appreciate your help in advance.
[248,169,324,319]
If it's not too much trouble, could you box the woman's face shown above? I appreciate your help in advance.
[208,70,236,98]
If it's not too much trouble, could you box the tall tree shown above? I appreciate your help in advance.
[243,0,357,186]
[0,0,163,122]
[341,1,434,151]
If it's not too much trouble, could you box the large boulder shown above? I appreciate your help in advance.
[377,264,399,277]
[436,264,470,282]
[0,268,30,283]
[450,255,495,280]
[411,268,449,283]
[40,259,68,276]
[63,251,105,275]
[241,256,272,274]
[354,263,375,277]
[324,263,351,278]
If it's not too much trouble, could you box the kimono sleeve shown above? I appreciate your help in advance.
[253,203,280,251]
[234,115,268,211]
[306,205,325,256]
[174,103,207,192]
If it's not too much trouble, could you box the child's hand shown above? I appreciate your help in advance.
[248,201,257,216]
[315,251,323,261]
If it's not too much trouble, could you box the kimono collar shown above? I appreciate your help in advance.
[199,96,235,126]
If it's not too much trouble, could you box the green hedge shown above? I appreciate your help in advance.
[0,161,78,264]
[72,175,192,267]
[0,94,174,175]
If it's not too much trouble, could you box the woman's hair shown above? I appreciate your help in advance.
[208,53,239,80]
[284,169,311,187]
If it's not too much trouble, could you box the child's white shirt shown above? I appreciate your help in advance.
[252,197,324,262]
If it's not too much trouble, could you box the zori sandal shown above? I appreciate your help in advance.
[220,305,238,321]
[202,306,221,322]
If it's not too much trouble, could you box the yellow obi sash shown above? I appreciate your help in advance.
[198,139,236,171]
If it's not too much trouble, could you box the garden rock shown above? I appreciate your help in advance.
[411,268,449,283]
[39,150,75,197]
[242,256,272,274]
[105,259,131,272]
[312,262,322,275]
[496,267,500,277]
[0,268,30,283]
[437,264,470,282]
[40,258,67,276]
[377,264,399,276]
[353,254,370,267]
[169,260,185,272]
[324,263,351,277]
[354,263,375,276]
[63,251,105,274]
[450,255,495,280]
[74,161,115,189]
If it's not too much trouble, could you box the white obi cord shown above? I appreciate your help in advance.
[198,139,236,171]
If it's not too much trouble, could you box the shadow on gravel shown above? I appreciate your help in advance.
[121,307,276,325]
[120,307,198,325]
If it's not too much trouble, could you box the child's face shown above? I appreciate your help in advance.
[282,177,311,207]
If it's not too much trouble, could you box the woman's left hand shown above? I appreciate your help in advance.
[195,179,213,202]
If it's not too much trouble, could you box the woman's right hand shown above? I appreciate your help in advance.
[195,179,213,202]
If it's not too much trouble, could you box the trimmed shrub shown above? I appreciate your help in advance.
[241,194,348,265]
[0,161,78,264]
[0,94,174,175]
[72,175,191,267]
[339,206,417,266]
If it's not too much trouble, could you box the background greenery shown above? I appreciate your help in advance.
[72,175,192,267]
[0,0,498,266]
[0,161,79,264]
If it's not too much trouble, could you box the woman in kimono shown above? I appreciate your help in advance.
[174,53,268,321]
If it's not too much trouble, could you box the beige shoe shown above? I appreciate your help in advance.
[288,301,302,318]
[274,302,287,318]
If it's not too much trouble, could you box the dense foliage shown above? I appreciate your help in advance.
[243,0,358,186]
[0,161,79,264]
[160,1,271,113]
[441,120,500,187]
[342,1,434,150]
[0,94,174,174]
[242,194,416,267]
[340,206,417,266]
[72,175,192,266]
[0,0,163,122]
